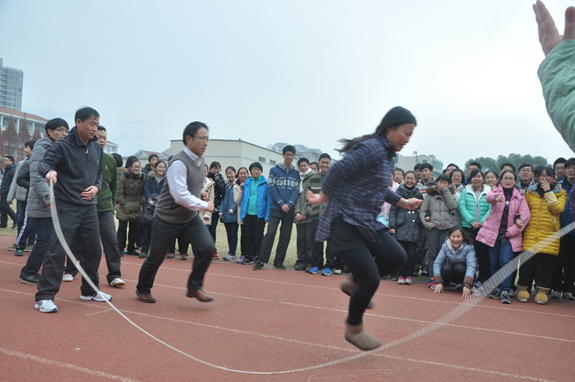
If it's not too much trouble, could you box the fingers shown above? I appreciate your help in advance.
[565,6,575,39]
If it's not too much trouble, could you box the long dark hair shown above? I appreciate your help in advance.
[337,106,416,154]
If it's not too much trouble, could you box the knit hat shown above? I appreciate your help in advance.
[249,162,263,172]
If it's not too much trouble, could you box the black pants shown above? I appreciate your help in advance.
[258,208,294,266]
[224,222,239,255]
[21,217,53,278]
[97,211,122,283]
[296,220,318,266]
[137,215,215,294]
[209,212,219,242]
[0,197,17,226]
[333,219,406,325]
[140,221,152,255]
[552,235,575,293]
[398,240,418,278]
[117,220,138,252]
[35,204,102,301]
[426,228,450,277]
[463,227,490,282]
[244,214,265,261]
[440,262,469,285]
[519,252,555,290]
[239,224,246,256]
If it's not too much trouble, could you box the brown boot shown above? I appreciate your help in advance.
[535,287,550,305]
[516,285,529,303]
[340,275,374,310]
[344,322,381,351]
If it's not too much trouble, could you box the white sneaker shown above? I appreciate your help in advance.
[563,292,575,301]
[62,274,74,282]
[109,278,125,287]
[550,290,561,299]
[80,292,112,302]
[35,300,58,313]
[470,287,481,297]
[333,269,342,275]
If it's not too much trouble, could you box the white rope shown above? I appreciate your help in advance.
[49,180,575,375]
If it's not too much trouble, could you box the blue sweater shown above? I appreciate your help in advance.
[241,176,271,221]
[267,164,300,211]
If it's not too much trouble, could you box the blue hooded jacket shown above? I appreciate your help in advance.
[241,175,271,221]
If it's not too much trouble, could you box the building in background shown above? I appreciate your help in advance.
[268,142,323,162]
[104,140,119,155]
[0,107,47,134]
[0,58,23,111]
[394,152,443,179]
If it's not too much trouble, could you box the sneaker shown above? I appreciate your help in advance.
[35,300,58,313]
[213,253,219,260]
[223,253,236,261]
[500,291,511,304]
[236,255,245,263]
[470,287,481,297]
[294,263,307,271]
[179,254,186,260]
[550,290,561,299]
[12,223,18,230]
[109,278,125,287]
[62,274,74,282]
[508,289,515,297]
[14,249,23,256]
[322,267,333,276]
[430,283,436,290]
[24,245,34,252]
[253,261,264,270]
[563,292,575,301]
[139,252,148,259]
[8,244,16,251]
[391,276,398,281]
[241,258,254,265]
[333,269,342,275]
[405,276,413,285]
[308,266,320,275]
[397,276,405,285]
[166,253,175,259]
[474,281,484,290]
[427,278,435,287]
[489,289,501,300]
[305,266,313,272]
[273,264,286,270]
[80,292,112,302]
[456,283,464,290]
[412,271,420,277]
[20,274,40,285]
[421,269,428,276]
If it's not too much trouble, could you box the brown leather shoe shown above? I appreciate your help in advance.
[186,289,214,302]
[136,290,156,303]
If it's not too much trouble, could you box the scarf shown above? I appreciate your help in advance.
[299,168,312,192]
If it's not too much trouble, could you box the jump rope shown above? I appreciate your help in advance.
[50,181,575,375]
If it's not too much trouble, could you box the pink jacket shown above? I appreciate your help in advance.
[476,184,531,252]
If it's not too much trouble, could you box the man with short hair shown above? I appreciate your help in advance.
[416,163,435,194]
[136,121,215,303]
[413,163,422,181]
[444,163,459,175]
[142,154,159,177]
[554,157,566,181]
[253,145,300,270]
[516,163,534,195]
[393,168,404,184]
[207,161,226,258]
[499,162,516,174]
[19,119,69,285]
[34,107,110,313]
[0,155,18,229]
[464,161,482,185]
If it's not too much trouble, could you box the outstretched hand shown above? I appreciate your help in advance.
[534,0,575,56]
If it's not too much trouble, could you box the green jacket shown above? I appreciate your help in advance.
[294,170,322,224]
[97,153,118,213]
[538,39,575,151]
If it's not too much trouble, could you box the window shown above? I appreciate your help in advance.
[270,160,276,165]
[258,156,266,163]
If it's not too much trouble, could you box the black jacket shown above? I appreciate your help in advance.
[388,184,424,242]
[208,172,226,209]
[0,163,16,197]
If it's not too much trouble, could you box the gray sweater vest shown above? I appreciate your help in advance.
[155,150,205,224]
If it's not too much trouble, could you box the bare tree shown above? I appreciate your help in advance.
[32,127,43,141]
[18,118,31,161]
[3,116,19,158]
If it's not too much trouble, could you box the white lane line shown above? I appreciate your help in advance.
[0,288,561,381]
[0,348,142,382]
[85,309,113,317]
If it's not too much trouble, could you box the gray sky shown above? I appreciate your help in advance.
[1,0,573,168]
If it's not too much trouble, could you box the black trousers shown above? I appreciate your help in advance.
[296,220,318,265]
[98,211,122,283]
[440,262,469,285]
[117,220,139,252]
[426,228,450,277]
[137,215,215,294]
[35,204,102,301]
[398,240,418,278]
[552,235,575,293]
[463,227,490,282]
[258,208,295,266]
[0,197,17,226]
[244,214,265,261]
[518,252,555,290]
[239,224,246,256]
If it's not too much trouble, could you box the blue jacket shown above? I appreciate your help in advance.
[241,175,271,221]
[220,181,238,223]
[560,177,575,235]
[433,238,477,286]
[267,164,300,211]
[142,176,165,223]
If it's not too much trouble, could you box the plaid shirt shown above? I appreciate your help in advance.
[316,135,401,243]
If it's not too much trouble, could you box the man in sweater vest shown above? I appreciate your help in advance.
[136,122,215,303]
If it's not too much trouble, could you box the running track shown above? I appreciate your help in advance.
[0,234,574,382]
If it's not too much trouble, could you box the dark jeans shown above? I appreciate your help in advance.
[137,215,215,294]
[426,228,450,277]
[463,227,490,282]
[239,224,246,256]
[488,236,515,292]
[552,235,575,293]
[209,212,219,242]
[398,240,418,278]
[117,220,138,252]
[223,222,238,255]
[0,197,17,226]
[518,252,555,290]
[244,214,266,261]
[140,221,152,255]
[336,225,406,325]
[35,204,102,301]
[15,201,35,250]
[98,211,122,283]
[296,220,318,265]
[440,262,469,285]
[21,217,53,277]
[258,208,294,266]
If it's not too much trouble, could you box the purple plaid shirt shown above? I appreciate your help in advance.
[316,135,401,243]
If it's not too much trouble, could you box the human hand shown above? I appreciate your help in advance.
[495,195,505,202]
[389,229,396,234]
[462,287,471,299]
[200,191,208,201]
[540,178,551,191]
[425,216,431,222]
[229,209,234,215]
[434,283,443,293]
[432,223,437,229]
[472,222,482,229]
[533,0,575,56]
[516,219,524,228]
[46,204,52,211]
[81,186,99,201]
[405,198,422,210]
[205,201,215,213]
[219,212,223,218]
[281,204,290,213]
[307,190,328,205]
[45,170,57,185]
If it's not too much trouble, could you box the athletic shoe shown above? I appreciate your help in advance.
[456,284,464,290]
[180,254,187,260]
[421,269,429,276]
[223,253,236,261]
[24,245,34,252]
[550,290,561,299]
[7,245,16,251]
[62,274,74,282]
[35,300,57,313]
[489,289,501,299]
[391,276,398,281]
[109,278,126,287]
[12,223,18,230]
[305,266,313,272]
[508,289,515,297]
[427,278,435,287]
[294,263,306,271]
[139,252,148,259]
[500,291,511,304]
[322,268,333,276]
[80,292,112,302]
[397,276,405,285]
[405,276,413,285]
[213,253,219,260]
[240,258,254,265]
[166,253,175,259]
[412,271,420,277]
[474,281,484,290]
[20,274,40,285]
[236,255,245,263]
[253,261,264,270]
[333,269,342,275]
[563,292,575,301]
[14,249,23,256]
[273,264,286,270]
[308,266,320,275]
[470,287,481,297]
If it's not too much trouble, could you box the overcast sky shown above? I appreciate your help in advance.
[1,0,573,168]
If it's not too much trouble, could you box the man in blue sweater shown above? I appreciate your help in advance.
[253,145,300,270]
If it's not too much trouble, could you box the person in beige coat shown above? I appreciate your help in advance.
[233,167,249,262]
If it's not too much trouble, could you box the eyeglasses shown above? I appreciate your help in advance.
[194,136,209,142]
[566,167,575,171]
[519,169,532,173]
[501,177,515,182]
[54,127,69,133]
[284,153,295,157]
